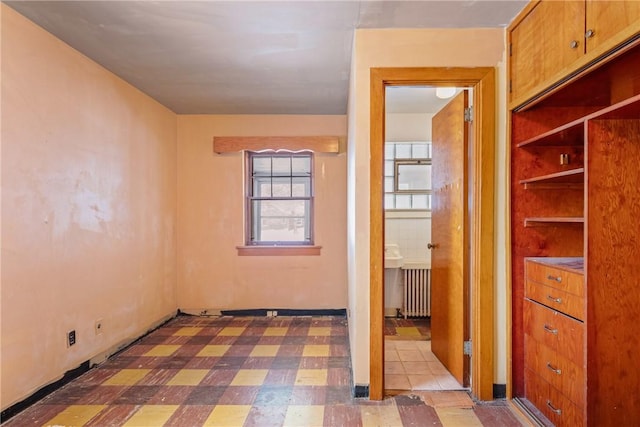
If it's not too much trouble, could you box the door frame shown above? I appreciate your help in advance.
[369,67,496,401]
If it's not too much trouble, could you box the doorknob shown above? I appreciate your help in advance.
[427,243,439,249]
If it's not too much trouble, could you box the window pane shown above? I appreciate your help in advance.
[292,177,311,197]
[292,156,311,174]
[397,163,431,191]
[395,194,411,209]
[272,177,291,197]
[385,160,394,176]
[385,194,395,210]
[252,199,310,242]
[254,177,271,197]
[395,144,411,158]
[412,194,428,209]
[247,151,314,245]
[412,143,429,159]
[272,157,291,176]
[384,177,394,193]
[253,157,271,175]
[385,144,395,159]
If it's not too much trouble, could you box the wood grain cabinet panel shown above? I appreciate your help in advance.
[509,0,640,106]
[526,259,584,297]
[510,0,584,102]
[546,385,584,427]
[586,0,640,52]
[523,299,584,363]
[525,279,584,321]
[525,335,585,408]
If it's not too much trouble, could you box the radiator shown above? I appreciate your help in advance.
[403,268,431,318]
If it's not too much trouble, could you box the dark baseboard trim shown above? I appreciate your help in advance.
[1,361,90,422]
[220,308,347,317]
[2,310,179,422]
[493,383,506,399]
[353,384,370,398]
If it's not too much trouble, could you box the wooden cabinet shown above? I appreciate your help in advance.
[585,0,640,52]
[523,259,585,427]
[510,1,584,102]
[509,9,640,426]
[509,0,640,106]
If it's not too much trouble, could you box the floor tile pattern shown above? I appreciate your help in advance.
[2,315,522,427]
[385,339,466,391]
[384,317,431,339]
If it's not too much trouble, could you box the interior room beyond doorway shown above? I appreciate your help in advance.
[383,86,468,394]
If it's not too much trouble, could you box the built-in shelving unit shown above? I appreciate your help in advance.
[509,19,640,427]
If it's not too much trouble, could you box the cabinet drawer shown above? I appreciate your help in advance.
[526,260,584,297]
[525,369,584,427]
[525,335,585,408]
[546,383,584,427]
[526,279,584,320]
[523,299,584,363]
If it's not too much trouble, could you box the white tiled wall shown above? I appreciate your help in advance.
[384,211,431,267]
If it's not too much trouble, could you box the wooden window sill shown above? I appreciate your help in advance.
[236,245,322,256]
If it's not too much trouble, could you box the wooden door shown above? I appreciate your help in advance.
[585,0,640,53]
[510,0,584,102]
[430,91,469,387]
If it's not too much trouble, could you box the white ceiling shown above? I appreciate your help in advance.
[4,1,527,115]
[386,86,462,114]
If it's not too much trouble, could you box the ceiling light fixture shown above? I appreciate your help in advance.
[435,87,456,99]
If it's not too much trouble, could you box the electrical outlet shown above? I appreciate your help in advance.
[67,330,76,347]
[95,319,103,335]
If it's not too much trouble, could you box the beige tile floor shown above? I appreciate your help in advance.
[385,339,466,391]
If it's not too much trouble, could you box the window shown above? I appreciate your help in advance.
[246,151,313,245]
[384,142,432,210]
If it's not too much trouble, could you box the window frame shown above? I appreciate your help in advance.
[244,150,315,246]
[394,158,432,193]
[384,142,432,211]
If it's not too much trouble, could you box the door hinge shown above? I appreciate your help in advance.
[464,107,473,123]
[509,43,512,57]
[509,79,512,94]
[463,340,472,356]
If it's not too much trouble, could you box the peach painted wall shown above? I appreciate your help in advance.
[176,115,347,311]
[346,28,509,387]
[1,5,178,409]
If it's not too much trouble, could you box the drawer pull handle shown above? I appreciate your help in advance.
[546,295,562,304]
[543,324,558,335]
[546,362,562,375]
[547,275,562,283]
[547,400,562,415]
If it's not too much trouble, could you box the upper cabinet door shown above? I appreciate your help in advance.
[510,0,585,103]
[585,0,640,53]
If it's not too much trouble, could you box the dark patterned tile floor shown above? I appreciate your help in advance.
[385,317,431,339]
[1,315,523,426]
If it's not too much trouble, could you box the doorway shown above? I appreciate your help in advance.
[383,86,468,393]
[369,67,496,401]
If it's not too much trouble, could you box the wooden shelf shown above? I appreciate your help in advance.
[516,94,640,149]
[516,120,584,148]
[524,217,585,227]
[587,93,640,120]
[520,168,584,189]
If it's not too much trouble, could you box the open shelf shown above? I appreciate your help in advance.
[587,93,640,120]
[516,94,640,149]
[516,120,584,148]
[520,168,584,189]
[524,217,585,227]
